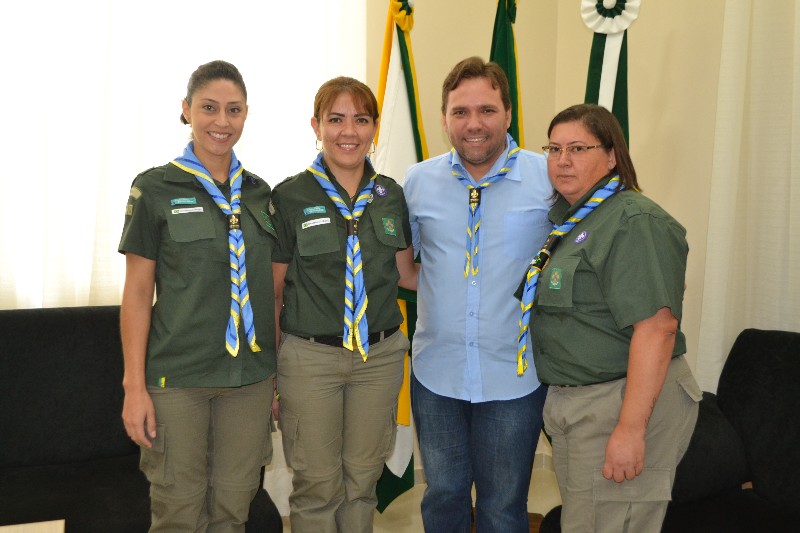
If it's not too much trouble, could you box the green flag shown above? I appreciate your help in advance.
[490,0,524,146]
[581,0,641,146]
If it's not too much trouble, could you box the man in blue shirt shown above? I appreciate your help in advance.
[404,57,552,532]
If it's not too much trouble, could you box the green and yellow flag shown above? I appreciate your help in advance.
[373,0,428,512]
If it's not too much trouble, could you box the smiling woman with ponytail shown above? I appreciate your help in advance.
[118,60,278,533]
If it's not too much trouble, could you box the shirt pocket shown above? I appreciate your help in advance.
[593,467,672,502]
[367,209,406,254]
[536,255,580,308]
[165,206,216,243]
[296,216,340,256]
[503,208,550,260]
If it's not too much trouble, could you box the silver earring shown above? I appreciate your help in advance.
[368,141,376,156]
[315,139,323,151]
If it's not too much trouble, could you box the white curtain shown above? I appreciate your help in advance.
[0,0,366,309]
[695,0,800,392]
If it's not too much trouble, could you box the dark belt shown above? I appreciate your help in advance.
[303,326,400,348]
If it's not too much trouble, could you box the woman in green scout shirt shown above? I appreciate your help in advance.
[118,60,277,532]
[270,76,417,533]
[520,104,702,532]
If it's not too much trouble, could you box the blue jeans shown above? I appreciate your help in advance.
[411,373,547,533]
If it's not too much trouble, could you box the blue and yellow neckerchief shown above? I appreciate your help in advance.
[451,137,521,277]
[516,176,623,375]
[307,152,376,360]
[171,142,260,357]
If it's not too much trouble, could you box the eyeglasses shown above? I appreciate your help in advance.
[542,144,605,158]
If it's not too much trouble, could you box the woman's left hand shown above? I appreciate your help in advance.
[602,306,677,483]
[603,424,645,482]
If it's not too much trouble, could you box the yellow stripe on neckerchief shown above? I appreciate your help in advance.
[451,136,520,277]
[516,176,622,375]
[171,142,260,357]
[308,152,376,360]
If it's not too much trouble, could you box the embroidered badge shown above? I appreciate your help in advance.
[170,197,197,206]
[303,205,327,215]
[260,211,275,230]
[382,217,397,236]
[301,217,331,229]
[574,230,589,244]
[548,267,563,290]
[125,203,133,216]
[374,184,387,197]
[171,207,204,215]
[129,186,142,200]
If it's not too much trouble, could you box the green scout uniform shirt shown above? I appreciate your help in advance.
[531,176,688,386]
[271,161,412,338]
[118,163,278,388]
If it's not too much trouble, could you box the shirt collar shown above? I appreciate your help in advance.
[549,174,617,225]
[320,157,377,192]
[166,161,255,187]
[449,133,521,183]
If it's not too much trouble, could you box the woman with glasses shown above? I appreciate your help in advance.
[522,103,702,532]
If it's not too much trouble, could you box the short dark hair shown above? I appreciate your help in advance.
[441,57,511,114]
[180,60,247,125]
[313,76,379,122]
[547,104,639,194]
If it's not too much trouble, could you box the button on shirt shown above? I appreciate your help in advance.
[404,137,552,402]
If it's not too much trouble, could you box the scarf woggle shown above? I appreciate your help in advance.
[516,176,622,375]
[171,142,260,357]
[451,135,520,277]
[308,152,376,360]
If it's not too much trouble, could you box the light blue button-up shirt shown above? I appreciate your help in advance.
[404,136,552,402]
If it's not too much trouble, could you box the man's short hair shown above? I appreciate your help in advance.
[441,56,511,113]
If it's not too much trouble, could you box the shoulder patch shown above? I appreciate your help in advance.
[129,186,142,200]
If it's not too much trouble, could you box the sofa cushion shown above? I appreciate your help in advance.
[0,306,137,467]
[0,453,151,532]
[663,488,800,533]
[716,329,800,507]
[671,391,749,503]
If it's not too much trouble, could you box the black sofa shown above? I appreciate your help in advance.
[540,328,800,533]
[0,305,282,532]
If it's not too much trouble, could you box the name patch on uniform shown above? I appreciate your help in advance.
[548,267,563,290]
[382,217,397,236]
[302,217,331,229]
[172,207,204,215]
[170,197,197,206]
[303,206,327,215]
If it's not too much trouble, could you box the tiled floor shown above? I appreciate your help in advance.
[281,461,561,532]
